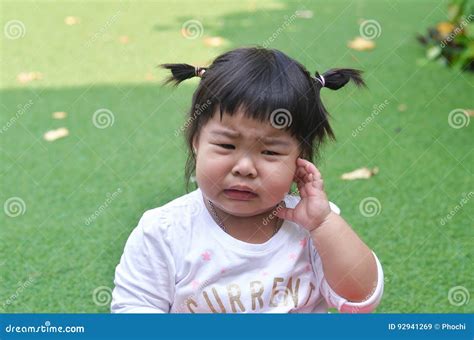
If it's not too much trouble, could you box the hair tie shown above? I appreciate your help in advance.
[315,74,325,87]
[195,67,206,77]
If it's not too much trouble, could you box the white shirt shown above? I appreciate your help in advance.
[111,188,384,313]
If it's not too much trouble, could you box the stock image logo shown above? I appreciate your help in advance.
[181,19,203,39]
[92,109,115,129]
[270,108,292,129]
[359,197,382,217]
[359,19,382,40]
[4,20,26,40]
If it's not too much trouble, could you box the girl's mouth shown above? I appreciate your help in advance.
[223,189,258,201]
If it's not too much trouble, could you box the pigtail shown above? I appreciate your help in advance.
[159,63,207,86]
[310,68,365,146]
[316,68,366,90]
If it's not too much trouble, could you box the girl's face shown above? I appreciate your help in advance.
[193,110,301,217]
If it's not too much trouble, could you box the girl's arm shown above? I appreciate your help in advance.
[310,211,378,302]
[276,157,381,307]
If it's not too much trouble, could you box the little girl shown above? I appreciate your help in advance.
[111,47,384,313]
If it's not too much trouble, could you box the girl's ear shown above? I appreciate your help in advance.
[192,135,199,154]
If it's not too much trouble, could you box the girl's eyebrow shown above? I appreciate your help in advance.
[260,137,291,147]
[210,129,291,147]
[210,129,240,138]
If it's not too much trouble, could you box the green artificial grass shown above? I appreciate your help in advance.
[1,0,472,313]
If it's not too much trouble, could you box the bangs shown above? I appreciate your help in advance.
[192,47,320,139]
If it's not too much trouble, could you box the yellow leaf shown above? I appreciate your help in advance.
[144,72,155,81]
[52,111,67,119]
[348,37,375,51]
[64,16,80,25]
[43,128,69,142]
[17,72,42,84]
[341,167,379,180]
[436,22,455,38]
[203,36,226,47]
[119,35,129,44]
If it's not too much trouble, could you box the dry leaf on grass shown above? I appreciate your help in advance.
[119,35,129,44]
[52,111,67,119]
[144,72,155,81]
[295,10,313,19]
[65,16,80,25]
[436,22,455,38]
[348,37,375,51]
[397,104,407,112]
[17,72,42,84]
[341,167,379,180]
[43,127,69,142]
[203,36,227,47]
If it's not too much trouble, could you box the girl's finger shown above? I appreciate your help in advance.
[276,206,296,223]
[295,167,308,182]
[305,162,322,181]
[295,167,305,179]
[297,178,307,197]
[297,158,322,183]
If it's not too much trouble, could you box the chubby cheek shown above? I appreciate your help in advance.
[195,156,229,196]
[260,163,295,202]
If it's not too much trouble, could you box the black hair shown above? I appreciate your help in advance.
[160,47,366,192]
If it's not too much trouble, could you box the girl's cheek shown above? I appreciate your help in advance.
[265,165,295,188]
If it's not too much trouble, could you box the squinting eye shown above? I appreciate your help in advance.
[262,150,280,156]
[218,144,235,150]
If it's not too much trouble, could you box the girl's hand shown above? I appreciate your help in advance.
[276,157,331,232]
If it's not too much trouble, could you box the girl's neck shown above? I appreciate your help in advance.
[204,197,284,244]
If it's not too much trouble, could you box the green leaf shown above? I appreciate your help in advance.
[456,41,474,68]
[465,22,474,39]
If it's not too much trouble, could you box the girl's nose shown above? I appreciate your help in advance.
[231,155,257,178]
